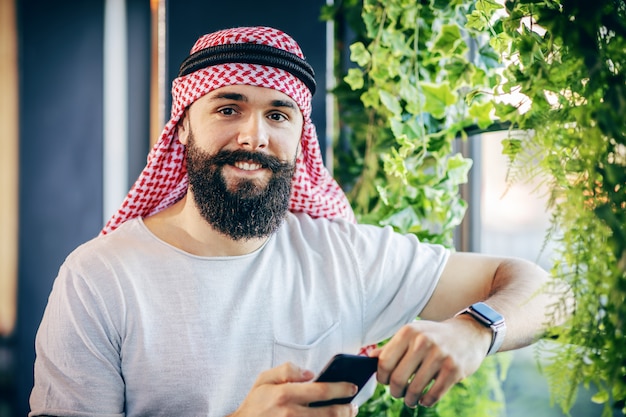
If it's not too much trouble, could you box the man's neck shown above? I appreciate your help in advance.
[142,194,269,257]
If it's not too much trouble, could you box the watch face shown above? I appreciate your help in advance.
[471,302,504,324]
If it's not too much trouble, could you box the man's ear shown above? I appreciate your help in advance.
[177,111,190,145]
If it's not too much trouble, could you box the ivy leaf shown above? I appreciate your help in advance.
[591,389,609,404]
[382,29,412,57]
[494,102,520,120]
[390,117,404,139]
[380,206,420,234]
[362,8,379,39]
[397,134,417,159]
[344,68,365,90]
[399,5,418,29]
[379,90,402,116]
[431,24,464,56]
[446,154,473,186]
[469,100,495,129]
[420,82,457,119]
[370,63,391,84]
[489,32,510,55]
[501,138,522,160]
[466,10,487,31]
[384,3,405,24]
[444,58,475,87]
[476,0,503,16]
[399,80,421,114]
[375,184,390,206]
[349,42,371,67]
[360,88,379,109]
[392,116,426,141]
[382,148,408,181]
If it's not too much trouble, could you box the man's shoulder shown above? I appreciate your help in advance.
[281,211,393,246]
[64,217,152,265]
[281,211,443,255]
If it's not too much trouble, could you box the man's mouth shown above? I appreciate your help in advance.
[208,149,289,173]
[234,161,263,171]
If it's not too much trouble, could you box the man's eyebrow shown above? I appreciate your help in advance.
[210,92,247,101]
[271,99,297,110]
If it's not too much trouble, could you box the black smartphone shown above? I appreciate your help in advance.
[308,353,379,407]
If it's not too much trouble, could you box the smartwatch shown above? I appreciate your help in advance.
[456,302,506,356]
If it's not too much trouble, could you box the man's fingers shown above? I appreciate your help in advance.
[395,351,461,408]
[373,328,413,386]
[235,363,361,417]
[306,381,359,406]
[368,347,382,358]
[253,362,314,387]
[369,320,490,409]
[387,353,421,399]
[415,357,461,407]
[376,327,433,397]
[253,365,359,408]
[375,325,465,407]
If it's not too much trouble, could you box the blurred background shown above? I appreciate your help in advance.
[0,1,604,416]
[1,1,330,415]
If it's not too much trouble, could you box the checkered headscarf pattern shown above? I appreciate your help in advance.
[101,26,355,235]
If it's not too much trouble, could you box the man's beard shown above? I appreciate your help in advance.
[185,133,296,241]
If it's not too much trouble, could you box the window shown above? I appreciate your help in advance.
[461,131,604,416]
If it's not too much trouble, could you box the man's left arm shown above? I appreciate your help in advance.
[370,252,572,408]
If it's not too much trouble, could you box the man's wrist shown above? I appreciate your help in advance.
[453,313,493,355]
[455,302,507,356]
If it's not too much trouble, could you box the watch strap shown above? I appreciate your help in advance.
[456,302,506,356]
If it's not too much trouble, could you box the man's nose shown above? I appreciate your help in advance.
[237,114,269,150]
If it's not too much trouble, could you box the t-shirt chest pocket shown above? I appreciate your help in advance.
[272,319,342,373]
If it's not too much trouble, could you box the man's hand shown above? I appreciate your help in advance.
[229,362,360,417]
[370,316,492,408]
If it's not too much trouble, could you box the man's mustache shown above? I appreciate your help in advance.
[208,149,293,173]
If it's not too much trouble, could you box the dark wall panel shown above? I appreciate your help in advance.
[16,1,105,415]
[127,0,152,182]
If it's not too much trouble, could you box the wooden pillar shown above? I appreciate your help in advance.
[0,0,19,337]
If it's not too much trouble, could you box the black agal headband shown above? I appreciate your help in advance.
[177,42,317,95]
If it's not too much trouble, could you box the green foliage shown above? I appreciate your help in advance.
[322,1,512,415]
[323,0,626,415]
[487,1,626,415]
[324,0,505,246]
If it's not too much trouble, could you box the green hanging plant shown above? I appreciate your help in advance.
[323,0,505,245]
[324,0,625,416]
[322,0,513,415]
[483,1,626,416]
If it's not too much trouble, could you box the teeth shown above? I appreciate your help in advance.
[234,161,262,171]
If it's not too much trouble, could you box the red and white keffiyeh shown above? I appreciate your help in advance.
[101,26,355,235]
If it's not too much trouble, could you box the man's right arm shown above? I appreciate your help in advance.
[29,266,125,417]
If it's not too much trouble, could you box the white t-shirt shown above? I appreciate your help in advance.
[30,212,449,417]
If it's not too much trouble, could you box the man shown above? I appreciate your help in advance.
[30,26,568,417]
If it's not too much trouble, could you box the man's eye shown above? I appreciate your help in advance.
[218,107,237,116]
[268,113,287,122]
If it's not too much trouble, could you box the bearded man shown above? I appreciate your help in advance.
[29,26,569,417]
